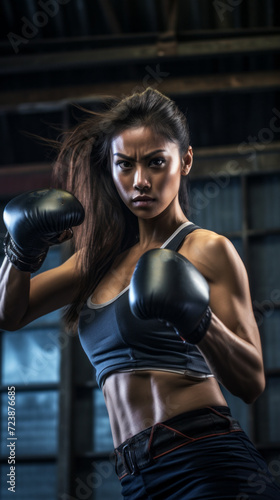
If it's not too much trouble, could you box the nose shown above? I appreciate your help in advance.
[133,166,151,191]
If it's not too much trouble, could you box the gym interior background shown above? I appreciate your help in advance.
[0,0,280,498]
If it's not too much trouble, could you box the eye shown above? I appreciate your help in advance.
[116,160,132,170]
[149,157,166,168]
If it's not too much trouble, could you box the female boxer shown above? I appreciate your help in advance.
[1,88,279,499]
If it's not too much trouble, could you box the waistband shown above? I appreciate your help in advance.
[114,406,242,479]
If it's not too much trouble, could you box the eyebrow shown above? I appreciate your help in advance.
[113,149,166,161]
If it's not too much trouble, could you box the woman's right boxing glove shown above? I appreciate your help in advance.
[3,188,85,272]
[129,248,211,345]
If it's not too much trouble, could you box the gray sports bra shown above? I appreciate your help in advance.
[78,222,213,388]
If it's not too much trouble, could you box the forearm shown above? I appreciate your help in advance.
[0,257,30,330]
[197,312,265,404]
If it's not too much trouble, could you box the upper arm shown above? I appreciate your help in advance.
[182,232,262,353]
[18,252,81,329]
[208,237,259,343]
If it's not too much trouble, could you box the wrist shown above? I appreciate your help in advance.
[3,233,47,273]
[178,307,212,345]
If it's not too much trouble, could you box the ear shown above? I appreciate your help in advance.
[181,146,193,176]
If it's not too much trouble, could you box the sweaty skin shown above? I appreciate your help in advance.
[0,126,265,450]
[93,225,263,447]
[96,127,264,447]
[96,231,228,447]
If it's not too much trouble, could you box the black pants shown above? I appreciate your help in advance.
[114,406,280,499]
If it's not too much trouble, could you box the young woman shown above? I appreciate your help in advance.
[1,88,279,499]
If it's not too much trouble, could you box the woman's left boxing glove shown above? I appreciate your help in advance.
[129,248,211,344]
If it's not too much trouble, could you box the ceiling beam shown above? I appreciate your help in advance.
[193,141,280,178]
[0,71,279,109]
[1,34,280,75]
[1,27,280,54]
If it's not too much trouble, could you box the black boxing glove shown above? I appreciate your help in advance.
[129,248,211,345]
[3,188,85,273]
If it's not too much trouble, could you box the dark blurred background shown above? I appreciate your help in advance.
[0,1,280,498]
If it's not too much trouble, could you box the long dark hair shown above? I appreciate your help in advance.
[52,88,191,330]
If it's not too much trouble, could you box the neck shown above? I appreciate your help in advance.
[137,205,189,249]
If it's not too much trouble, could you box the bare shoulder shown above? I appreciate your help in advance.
[180,228,246,284]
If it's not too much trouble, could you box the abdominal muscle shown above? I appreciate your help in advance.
[102,370,228,448]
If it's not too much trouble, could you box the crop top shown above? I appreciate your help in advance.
[78,222,213,389]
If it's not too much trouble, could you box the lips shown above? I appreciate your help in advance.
[132,196,155,202]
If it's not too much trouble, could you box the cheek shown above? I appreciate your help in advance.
[157,167,181,195]
[112,170,129,199]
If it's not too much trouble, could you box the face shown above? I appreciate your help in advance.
[111,127,192,219]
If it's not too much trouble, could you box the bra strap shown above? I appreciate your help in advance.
[165,223,201,251]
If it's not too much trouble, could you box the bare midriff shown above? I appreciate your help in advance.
[102,370,228,447]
